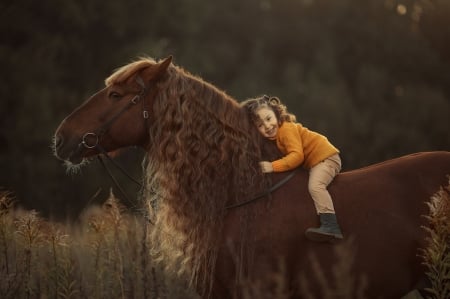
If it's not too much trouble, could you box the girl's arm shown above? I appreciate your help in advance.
[271,124,304,172]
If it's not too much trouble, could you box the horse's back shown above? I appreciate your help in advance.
[333,151,450,222]
[337,151,450,189]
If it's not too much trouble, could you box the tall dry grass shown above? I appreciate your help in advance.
[0,190,199,299]
[420,178,450,299]
[1,179,449,299]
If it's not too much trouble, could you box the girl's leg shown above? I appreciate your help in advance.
[308,154,341,214]
[306,154,343,242]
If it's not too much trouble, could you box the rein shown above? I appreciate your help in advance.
[99,148,297,213]
[225,169,297,209]
[77,75,297,218]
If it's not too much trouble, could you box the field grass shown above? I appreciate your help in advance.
[419,182,450,299]
[0,181,448,299]
[0,192,199,299]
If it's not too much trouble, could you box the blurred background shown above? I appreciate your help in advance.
[1,0,449,220]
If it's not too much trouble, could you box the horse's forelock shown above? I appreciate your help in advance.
[104,58,156,86]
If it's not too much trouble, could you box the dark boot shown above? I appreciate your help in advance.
[305,213,343,242]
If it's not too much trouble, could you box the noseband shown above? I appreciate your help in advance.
[80,75,150,150]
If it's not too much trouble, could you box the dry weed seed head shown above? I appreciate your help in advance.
[14,210,46,248]
[420,177,450,299]
[0,191,15,216]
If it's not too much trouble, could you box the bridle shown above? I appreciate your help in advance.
[75,75,297,221]
[79,75,151,151]
[76,75,155,221]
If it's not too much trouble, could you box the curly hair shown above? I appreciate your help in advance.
[241,95,296,125]
[107,58,268,296]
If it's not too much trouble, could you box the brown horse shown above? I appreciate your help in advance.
[53,56,450,299]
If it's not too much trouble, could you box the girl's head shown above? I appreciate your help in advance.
[241,95,296,139]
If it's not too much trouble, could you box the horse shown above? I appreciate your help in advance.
[53,56,450,299]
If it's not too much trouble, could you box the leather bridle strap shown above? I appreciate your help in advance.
[80,75,150,150]
[98,93,144,136]
[96,144,154,225]
[76,75,156,224]
[225,169,298,210]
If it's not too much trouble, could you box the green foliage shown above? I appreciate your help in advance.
[0,0,449,216]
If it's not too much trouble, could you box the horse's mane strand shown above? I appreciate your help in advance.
[110,58,266,296]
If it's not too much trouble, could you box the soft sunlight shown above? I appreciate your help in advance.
[397,4,407,15]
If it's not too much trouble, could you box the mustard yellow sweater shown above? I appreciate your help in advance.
[270,122,339,171]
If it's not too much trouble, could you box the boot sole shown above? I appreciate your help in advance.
[305,230,343,243]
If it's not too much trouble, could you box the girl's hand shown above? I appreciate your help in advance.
[259,161,273,173]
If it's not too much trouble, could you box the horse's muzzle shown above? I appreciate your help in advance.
[53,133,85,165]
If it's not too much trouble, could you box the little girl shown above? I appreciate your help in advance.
[241,95,343,242]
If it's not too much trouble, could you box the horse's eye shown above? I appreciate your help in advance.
[109,91,122,101]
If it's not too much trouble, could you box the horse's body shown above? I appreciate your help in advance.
[53,56,450,298]
[216,151,450,298]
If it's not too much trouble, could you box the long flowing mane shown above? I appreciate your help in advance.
[107,58,267,295]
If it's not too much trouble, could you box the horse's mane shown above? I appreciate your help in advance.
[109,58,267,295]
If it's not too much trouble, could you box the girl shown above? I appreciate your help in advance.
[241,95,343,242]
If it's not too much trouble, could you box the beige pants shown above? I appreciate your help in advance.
[308,154,341,214]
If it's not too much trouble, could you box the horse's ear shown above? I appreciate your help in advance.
[152,56,173,81]
[159,55,173,70]
[141,55,172,83]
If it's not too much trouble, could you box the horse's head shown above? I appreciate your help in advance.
[53,56,172,165]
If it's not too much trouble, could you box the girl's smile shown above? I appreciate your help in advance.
[255,107,279,139]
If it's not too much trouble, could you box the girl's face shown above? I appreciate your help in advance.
[255,107,279,139]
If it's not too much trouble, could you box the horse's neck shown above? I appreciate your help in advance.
[261,138,283,161]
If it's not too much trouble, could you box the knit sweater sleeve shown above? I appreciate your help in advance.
[271,123,305,172]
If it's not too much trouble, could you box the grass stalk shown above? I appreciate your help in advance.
[420,179,450,299]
